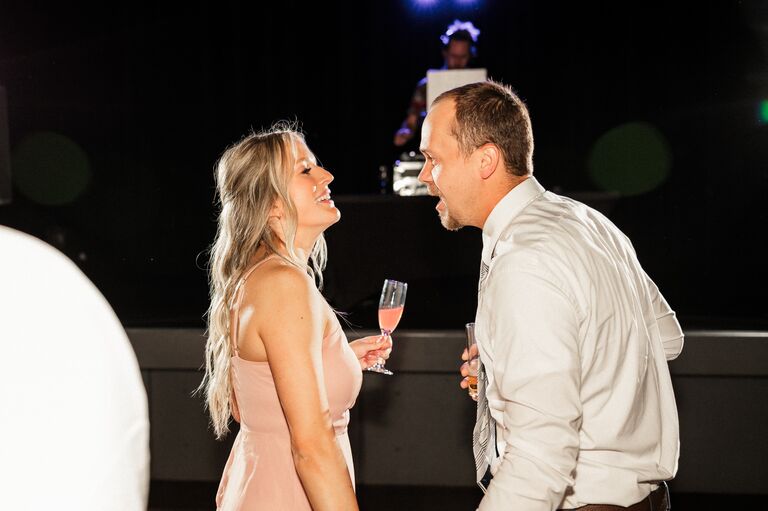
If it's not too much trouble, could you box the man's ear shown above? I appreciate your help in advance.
[478,144,500,180]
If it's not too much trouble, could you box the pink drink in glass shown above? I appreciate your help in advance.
[378,306,404,333]
[368,278,407,375]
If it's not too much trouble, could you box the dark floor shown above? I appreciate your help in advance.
[149,481,765,510]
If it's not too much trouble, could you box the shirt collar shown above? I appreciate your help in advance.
[481,176,546,265]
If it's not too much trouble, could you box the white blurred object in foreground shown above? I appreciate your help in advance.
[0,226,149,510]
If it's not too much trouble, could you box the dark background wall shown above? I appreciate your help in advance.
[0,0,766,329]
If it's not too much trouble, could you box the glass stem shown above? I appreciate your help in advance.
[377,329,391,366]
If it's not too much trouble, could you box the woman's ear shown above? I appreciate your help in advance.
[269,198,284,220]
[478,144,500,180]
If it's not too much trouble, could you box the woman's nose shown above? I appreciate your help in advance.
[319,167,334,186]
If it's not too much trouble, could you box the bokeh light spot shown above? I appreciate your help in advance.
[410,0,440,13]
[759,99,768,124]
[587,122,671,196]
[12,131,91,205]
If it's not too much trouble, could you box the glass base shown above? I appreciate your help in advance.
[366,363,393,375]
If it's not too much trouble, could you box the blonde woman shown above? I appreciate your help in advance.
[201,125,390,510]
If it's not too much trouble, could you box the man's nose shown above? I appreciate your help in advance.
[417,162,432,184]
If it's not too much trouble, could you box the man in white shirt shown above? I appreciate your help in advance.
[417,81,682,510]
[0,226,149,510]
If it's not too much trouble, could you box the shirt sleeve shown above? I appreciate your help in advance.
[479,264,582,511]
[644,272,684,360]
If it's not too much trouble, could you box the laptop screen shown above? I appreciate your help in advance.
[426,68,488,110]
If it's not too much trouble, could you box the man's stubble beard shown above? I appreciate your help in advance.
[429,184,464,231]
[439,208,463,231]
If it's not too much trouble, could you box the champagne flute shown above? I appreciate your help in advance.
[367,279,407,375]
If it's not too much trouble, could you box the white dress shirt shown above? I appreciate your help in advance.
[0,226,149,510]
[475,177,683,510]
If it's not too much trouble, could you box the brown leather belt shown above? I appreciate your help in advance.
[559,482,669,511]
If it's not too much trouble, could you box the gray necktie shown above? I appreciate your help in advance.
[473,260,495,492]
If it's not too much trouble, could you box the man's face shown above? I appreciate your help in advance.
[443,40,471,70]
[418,100,475,231]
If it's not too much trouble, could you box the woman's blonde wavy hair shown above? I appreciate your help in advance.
[200,122,328,439]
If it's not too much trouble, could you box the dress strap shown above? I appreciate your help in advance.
[229,254,280,356]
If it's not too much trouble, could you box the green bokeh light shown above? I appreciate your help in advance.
[759,100,768,124]
[12,131,91,206]
[587,122,671,196]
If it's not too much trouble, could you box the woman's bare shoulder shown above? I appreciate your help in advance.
[241,258,320,312]
[238,259,326,356]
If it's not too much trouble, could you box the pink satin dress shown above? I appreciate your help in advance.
[216,257,363,510]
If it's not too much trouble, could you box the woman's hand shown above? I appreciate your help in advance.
[349,335,393,370]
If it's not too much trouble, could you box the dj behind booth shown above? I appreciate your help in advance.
[390,20,485,198]
[390,66,486,198]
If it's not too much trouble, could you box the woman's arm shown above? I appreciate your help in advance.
[241,264,358,511]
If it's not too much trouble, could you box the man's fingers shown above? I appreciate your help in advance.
[461,348,469,361]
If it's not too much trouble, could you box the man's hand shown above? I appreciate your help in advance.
[459,345,480,401]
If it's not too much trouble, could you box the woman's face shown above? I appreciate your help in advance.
[287,141,340,230]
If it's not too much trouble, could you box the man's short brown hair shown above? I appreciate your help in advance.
[434,80,533,176]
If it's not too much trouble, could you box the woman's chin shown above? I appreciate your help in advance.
[323,202,341,223]
[327,209,341,227]
[307,209,341,232]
